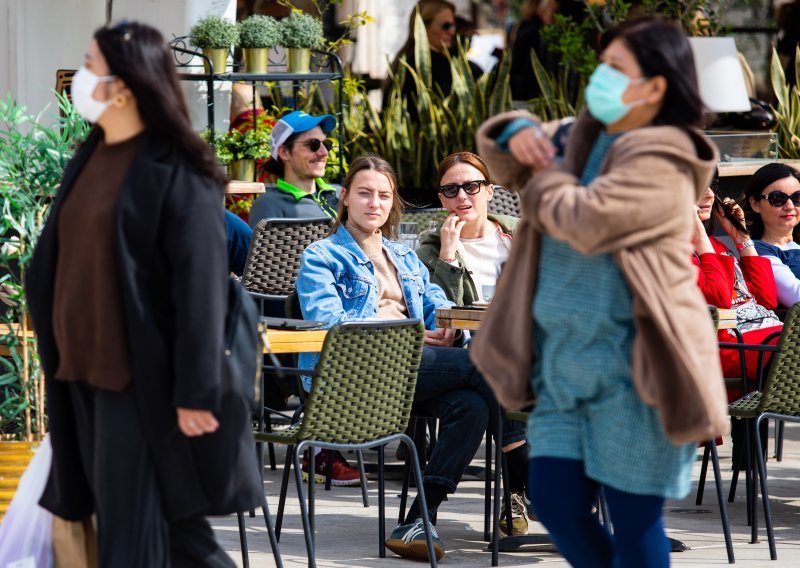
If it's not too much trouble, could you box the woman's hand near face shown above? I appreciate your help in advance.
[439,213,465,261]
[177,407,219,437]
[508,126,556,171]
[424,327,456,347]
[692,206,715,255]
[715,198,749,243]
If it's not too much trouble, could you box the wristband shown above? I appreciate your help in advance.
[440,257,456,263]
[736,239,754,251]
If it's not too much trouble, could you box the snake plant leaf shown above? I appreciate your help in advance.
[796,45,800,88]
[412,11,432,91]
[771,47,789,113]
[489,52,512,118]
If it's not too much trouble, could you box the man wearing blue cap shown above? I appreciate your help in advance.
[248,110,339,227]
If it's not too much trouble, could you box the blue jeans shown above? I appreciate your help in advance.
[528,457,669,568]
[412,346,527,492]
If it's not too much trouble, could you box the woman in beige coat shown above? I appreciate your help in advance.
[472,17,728,566]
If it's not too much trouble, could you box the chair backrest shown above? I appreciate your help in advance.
[754,302,800,416]
[401,208,447,233]
[242,217,332,295]
[299,320,425,444]
[488,185,521,217]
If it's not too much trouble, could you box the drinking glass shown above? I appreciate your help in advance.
[482,284,496,303]
[398,222,419,251]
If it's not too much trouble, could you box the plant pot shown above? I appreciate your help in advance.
[229,159,255,182]
[287,48,311,74]
[0,441,35,522]
[243,47,269,74]
[202,47,229,75]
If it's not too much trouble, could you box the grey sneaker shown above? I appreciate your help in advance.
[385,517,445,561]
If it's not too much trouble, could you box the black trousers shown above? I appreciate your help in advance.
[67,381,234,567]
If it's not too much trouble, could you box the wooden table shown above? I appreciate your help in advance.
[0,325,324,357]
[716,308,737,330]
[263,328,326,354]
[435,307,485,331]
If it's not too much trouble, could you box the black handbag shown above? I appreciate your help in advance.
[189,277,264,515]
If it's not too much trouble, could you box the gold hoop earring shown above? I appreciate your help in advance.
[113,93,127,108]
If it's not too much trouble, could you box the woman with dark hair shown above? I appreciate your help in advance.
[417,151,518,307]
[296,155,526,560]
[741,163,800,307]
[473,16,728,565]
[25,21,259,566]
[692,174,780,397]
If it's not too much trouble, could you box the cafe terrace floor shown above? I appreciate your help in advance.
[212,417,800,567]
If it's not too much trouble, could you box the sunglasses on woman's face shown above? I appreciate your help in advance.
[440,21,456,31]
[438,179,487,198]
[758,190,800,207]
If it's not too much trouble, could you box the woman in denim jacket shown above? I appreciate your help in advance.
[296,155,526,561]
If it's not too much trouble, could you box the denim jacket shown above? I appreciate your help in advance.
[296,225,453,390]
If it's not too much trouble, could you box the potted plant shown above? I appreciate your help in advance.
[771,46,800,159]
[204,128,270,181]
[189,15,239,75]
[0,93,90,449]
[279,11,324,73]
[238,15,281,74]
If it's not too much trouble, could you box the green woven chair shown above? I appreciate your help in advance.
[256,320,440,567]
[728,302,800,560]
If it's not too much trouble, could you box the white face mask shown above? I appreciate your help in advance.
[71,66,116,123]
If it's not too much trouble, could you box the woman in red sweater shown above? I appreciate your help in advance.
[692,178,782,397]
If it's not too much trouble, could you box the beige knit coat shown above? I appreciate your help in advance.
[471,110,730,445]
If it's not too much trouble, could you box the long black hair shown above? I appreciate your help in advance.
[601,16,704,129]
[94,21,227,187]
[741,162,800,239]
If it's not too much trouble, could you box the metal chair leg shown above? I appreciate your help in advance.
[709,441,735,563]
[491,419,502,567]
[484,428,492,542]
[754,416,778,560]
[275,444,294,539]
[745,419,754,531]
[293,442,316,568]
[357,449,369,507]
[260,489,283,568]
[696,443,711,505]
[237,511,250,568]
[774,419,785,462]
[378,444,386,558]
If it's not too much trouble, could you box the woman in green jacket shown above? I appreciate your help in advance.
[416,151,519,307]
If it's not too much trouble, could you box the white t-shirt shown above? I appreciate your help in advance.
[459,225,511,301]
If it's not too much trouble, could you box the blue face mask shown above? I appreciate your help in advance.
[585,63,646,126]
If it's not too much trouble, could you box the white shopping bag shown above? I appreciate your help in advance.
[0,435,54,568]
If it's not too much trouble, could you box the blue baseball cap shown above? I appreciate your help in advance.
[270,111,336,158]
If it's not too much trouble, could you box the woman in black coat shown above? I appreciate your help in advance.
[25,21,260,566]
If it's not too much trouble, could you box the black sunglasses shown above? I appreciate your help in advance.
[438,179,487,198]
[441,22,456,31]
[759,190,800,207]
[302,138,333,152]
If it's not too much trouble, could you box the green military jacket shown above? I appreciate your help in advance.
[416,214,519,307]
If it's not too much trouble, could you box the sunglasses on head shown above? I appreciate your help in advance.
[440,21,456,31]
[758,190,800,207]
[301,138,333,152]
[438,180,487,198]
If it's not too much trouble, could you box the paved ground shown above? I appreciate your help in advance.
[212,421,800,567]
